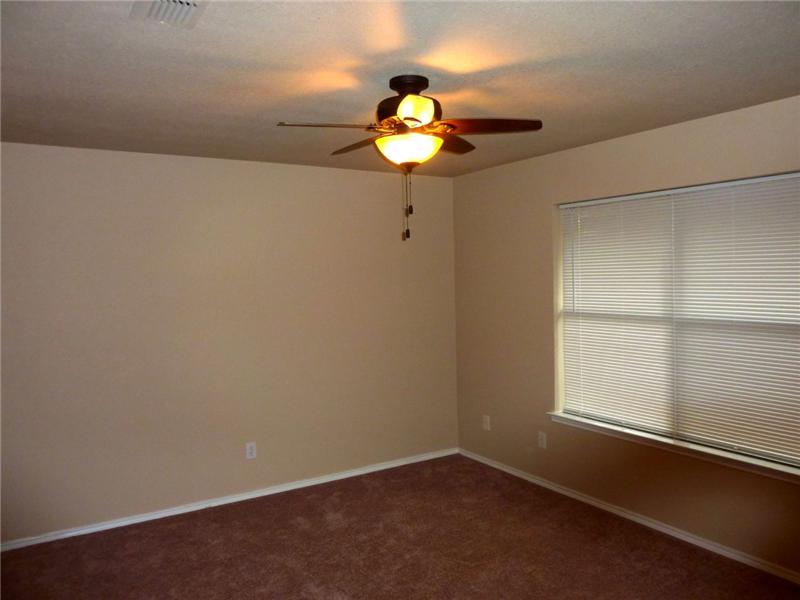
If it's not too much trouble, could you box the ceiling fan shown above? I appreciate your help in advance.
[278,74,543,240]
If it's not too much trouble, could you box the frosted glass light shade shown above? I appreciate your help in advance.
[374,133,443,167]
[396,94,436,128]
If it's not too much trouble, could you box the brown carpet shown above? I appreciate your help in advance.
[2,455,797,599]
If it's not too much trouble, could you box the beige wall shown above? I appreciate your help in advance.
[454,96,800,572]
[1,143,458,541]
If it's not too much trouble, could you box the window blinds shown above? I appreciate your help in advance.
[560,173,800,468]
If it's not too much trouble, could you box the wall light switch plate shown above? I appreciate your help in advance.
[245,442,257,460]
[482,415,491,431]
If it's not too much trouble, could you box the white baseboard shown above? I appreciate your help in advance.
[1,447,459,552]
[458,448,800,585]
[5,445,798,586]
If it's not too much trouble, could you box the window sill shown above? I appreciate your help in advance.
[548,412,800,484]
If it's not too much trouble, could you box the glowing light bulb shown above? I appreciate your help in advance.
[374,133,443,167]
[396,94,435,128]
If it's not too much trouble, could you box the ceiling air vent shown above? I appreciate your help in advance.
[129,0,207,29]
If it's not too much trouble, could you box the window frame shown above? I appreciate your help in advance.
[551,171,800,483]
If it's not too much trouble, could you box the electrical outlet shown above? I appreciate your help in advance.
[482,415,491,431]
[245,441,257,460]
[537,430,548,449]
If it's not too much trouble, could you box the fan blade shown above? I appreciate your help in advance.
[331,136,380,155]
[440,118,542,134]
[435,134,476,154]
[278,122,376,130]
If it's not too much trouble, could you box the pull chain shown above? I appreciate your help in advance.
[401,173,407,241]
[401,172,413,241]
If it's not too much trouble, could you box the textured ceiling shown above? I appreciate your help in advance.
[2,1,799,176]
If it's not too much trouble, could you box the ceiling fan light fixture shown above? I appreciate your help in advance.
[277,74,543,240]
[374,133,443,168]
[396,94,435,128]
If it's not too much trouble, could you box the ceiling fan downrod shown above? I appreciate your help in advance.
[389,74,430,95]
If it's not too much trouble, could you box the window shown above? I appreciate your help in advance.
[557,172,799,471]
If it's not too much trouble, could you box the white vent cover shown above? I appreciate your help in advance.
[129,0,206,29]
